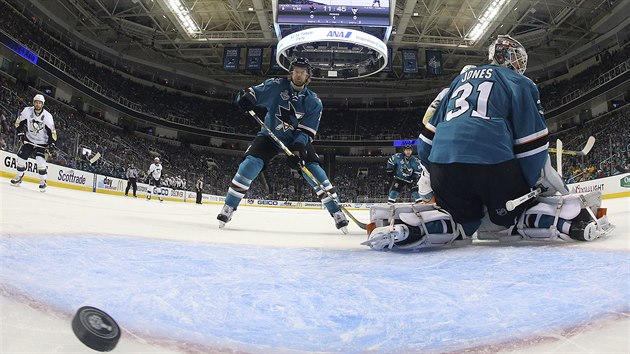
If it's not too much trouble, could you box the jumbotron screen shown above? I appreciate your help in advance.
[276,0,390,26]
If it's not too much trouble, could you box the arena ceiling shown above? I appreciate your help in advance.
[11,0,630,98]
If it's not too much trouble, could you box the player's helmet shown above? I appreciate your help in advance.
[488,35,528,75]
[33,94,45,104]
[289,57,312,76]
[404,144,413,150]
[154,157,160,163]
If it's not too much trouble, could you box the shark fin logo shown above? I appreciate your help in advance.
[274,102,304,132]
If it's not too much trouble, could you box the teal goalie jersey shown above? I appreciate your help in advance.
[418,64,549,187]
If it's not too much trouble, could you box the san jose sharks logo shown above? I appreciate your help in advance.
[275,101,304,132]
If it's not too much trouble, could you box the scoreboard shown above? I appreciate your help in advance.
[276,0,391,26]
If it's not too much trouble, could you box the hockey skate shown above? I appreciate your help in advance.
[332,210,349,234]
[569,209,615,241]
[10,176,22,186]
[39,182,47,192]
[361,224,410,250]
[217,204,235,228]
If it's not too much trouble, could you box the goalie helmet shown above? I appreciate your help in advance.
[33,94,45,104]
[488,35,528,75]
[289,57,312,76]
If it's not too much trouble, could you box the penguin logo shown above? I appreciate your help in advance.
[31,120,44,133]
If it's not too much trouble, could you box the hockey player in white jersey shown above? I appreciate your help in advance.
[10,94,57,192]
[147,157,164,202]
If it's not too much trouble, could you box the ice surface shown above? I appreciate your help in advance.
[1,179,629,353]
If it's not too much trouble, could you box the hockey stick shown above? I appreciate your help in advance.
[506,188,541,211]
[556,138,563,178]
[24,140,62,153]
[247,110,367,230]
[24,140,48,149]
[548,136,595,156]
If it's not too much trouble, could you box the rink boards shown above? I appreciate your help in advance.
[1,149,629,208]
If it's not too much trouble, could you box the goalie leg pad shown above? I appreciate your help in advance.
[363,205,465,250]
[370,204,408,228]
[512,194,581,241]
[513,193,612,241]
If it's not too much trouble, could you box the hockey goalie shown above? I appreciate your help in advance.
[363,35,614,251]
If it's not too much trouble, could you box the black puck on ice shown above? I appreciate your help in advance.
[71,306,121,352]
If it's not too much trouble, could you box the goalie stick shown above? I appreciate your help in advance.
[506,136,595,211]
[548,135,595,156]
[506,188,541,211]
[247,110,368,230]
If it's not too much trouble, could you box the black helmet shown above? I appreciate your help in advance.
[289,57,312,75]
[404,144,413,150]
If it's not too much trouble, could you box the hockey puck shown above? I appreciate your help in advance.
[71,306,121,352]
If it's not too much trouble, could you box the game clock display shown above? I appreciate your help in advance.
[277,0,390,26]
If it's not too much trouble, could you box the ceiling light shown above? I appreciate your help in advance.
[466,0,510,42]
[164,0,201,38]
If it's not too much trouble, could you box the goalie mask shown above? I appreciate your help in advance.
[489,35,528,75]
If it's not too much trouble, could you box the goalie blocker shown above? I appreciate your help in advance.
[362,191,614,251]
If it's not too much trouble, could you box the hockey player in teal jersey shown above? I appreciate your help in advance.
[217,57,349,233]
[386,144,423,204]
[363,35,613,251]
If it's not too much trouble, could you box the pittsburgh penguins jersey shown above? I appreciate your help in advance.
[386,153,422,183]
[248,77,322,146]
[148,163,162,180]
[15,107,56,146]
[418,64,548,187]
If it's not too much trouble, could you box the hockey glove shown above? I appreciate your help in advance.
[287,144,307,170]
[386,170,394,178]
[235,89,256,112]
